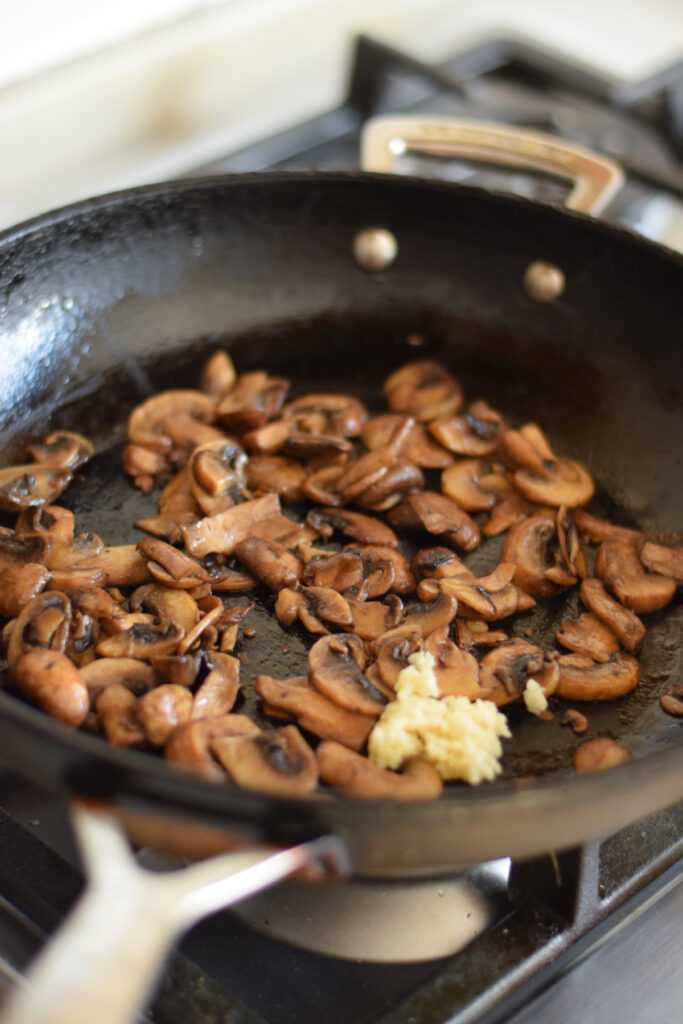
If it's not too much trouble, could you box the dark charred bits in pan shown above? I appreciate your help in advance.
[0,335,681,799]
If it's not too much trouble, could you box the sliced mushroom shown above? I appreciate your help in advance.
[346,545,416,597]
[7,591,72,669]
[165,713,261,778]
[0,528,51,568]
[211,725,318,795]
[478,639,558,705]
[27,430,94,470]
[306,507,399,548]
[422,627,480,698]
[437,563,520,622]
[388,491,480,552]
[570,509,642,545]
[150,652,202,688]
[482,485,535,537]
[579,578,646,651]
[0,464,73,512]
[136,685,193,746]
[79,658,158,697]
[282,393,367,437]
[181,493,280,557]
[354,459,425,512]
[501,515,563,598]
[192,652,241,719]
[383,360,463,423]
[216,371,289,432]
[137,538,209,589]
[402,587,459,637]
[95,622,183,659]
[501,424,594,508]
[574,737,631,773]
[317,742,443,801]
[199,350,237,399]
[302,463,346,506]
[638,540,683,585]
[256,674,374,752]
[233,537,302,592]
[302,550,365,593]
[95,683,146,746]
[429,400,504,456]
[0,562,52,618]
[300,587,353,629]
[13,649,89,727]
[441,459,506,511]
[187,438,248,514]
[198,554,256,592]
[557,506,588,578]
[244,455,307,503]
[594,538,676,614]
[372,624,423,690]
[556,652,640,701]
[308,633,388,716]
[130,584,199,636]
[555,613,621,663]
[361,414,453,469]
[162,412,226,458]
[128,389,216,452]
[346,596,404,641]
[135,468,201,542]
[15,505,75,542]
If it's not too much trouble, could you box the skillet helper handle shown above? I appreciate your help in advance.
[4,802,347,1024]
[360,116,624,216]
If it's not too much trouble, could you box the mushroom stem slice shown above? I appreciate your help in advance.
[234,537,302,592]
[579,578,646,651]
[181,493,280,557]
[317,742,443,801]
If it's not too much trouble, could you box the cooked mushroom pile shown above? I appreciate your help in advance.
[1,354,681,799]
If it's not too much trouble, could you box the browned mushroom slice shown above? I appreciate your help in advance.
[579,578,646,651]
[501,515,563,598]
[0,464,73,512]
[422,627,480,698]
[181,493,280,557]
[361,414,454,469]
[6,591,72,669]
[402,588,459,637]
[347,545,416,597]
[309,633,388,716]
[162,412,226,457]
[346,596,404,641]
[306,507,399,548]
[187,438,248,512]
[216,371,289,432]
[198,554,256,593]
[501,424,594,508]
[96,622,183,659]
[411,546,464,580]
[478,639,557,705]
[13,649,89,727]
[383,360,463,423]
[244,454,307,503]
[60,544,152,588]
[233,537,302,592]
[165,713,260,778]
[255,675,374,751]
[122,444,170,489]
[594,539,676,614]
[441,459,506,512]
[482,485,535,537]
[574,737,631,773]
[79,657,158,696]
[27,430,95,470]
[354,460,425,512]
[128,389,216,452]
[136,468,201,542]
[428,400,504,456]
[177,600,225,655]
[282,393,367,438]
[303,550,364,593]
[0,562,52,618]
[249,513,317,551]
[660,687,683,717]
[371,624,423,689]
[137,538,209,588]
[557,506,588,578]
[302,463,346,506]
[556,652,640,701]
[199,350,237,399]
[638,540,683,585]
[317,741,443,801]
[556,613,621,663]
[95,683,146,746]
[570,509,642,545]
[15,505,75,542]
[439,576,519,622]
[150,652,201,688]
[211,725,318,795]
[192,652,241,719]
[454,619,509,653]
[388,491,480,552]
[129,583,199,636]
[300,587,353,629]
[0,528,51,570]
[136,685,193,746]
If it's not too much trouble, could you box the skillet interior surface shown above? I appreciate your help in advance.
[0,173,681,869]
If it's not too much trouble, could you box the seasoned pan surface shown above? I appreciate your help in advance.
[0,173,681,868]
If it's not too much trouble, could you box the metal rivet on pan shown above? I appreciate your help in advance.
[523,261,566,303]
[352,228,398,272]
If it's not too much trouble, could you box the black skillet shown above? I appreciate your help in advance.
[0,118,681,880]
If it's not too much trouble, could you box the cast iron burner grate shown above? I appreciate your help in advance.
[0,33,681,1024]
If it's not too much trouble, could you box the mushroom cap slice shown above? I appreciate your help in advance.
[383,360,463,423]
[211,725,318,796]
[27,431,94,470]
[422,627,480,698]
[579,577,646,651]
[555,612,620,663]
[128,390,216,451]
[441,459,503,511]
[362,414,453,468]
[638,540,683,584]
[136,684,193,746]
[79,657,158,696]
[478,639,553,705]
[594,538,676,613]
[181,493,280,557]
[306,507,399,548]
[429,400,503,456]
[514,459,594,508]
[501,515,562,598]
[0,464,73,512]
[317,741,443,801]
[308,634,388,716]
[7,590,72,669]
[282,393,368,437]
[388,491,480,552]
[256,675,375,752]
[165,713,261,778]
[244,455,307,503]
[0,561,51,618]
[556,652,641,701]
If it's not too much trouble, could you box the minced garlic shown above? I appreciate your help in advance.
[367,651,511,786]
[523,678,548,716]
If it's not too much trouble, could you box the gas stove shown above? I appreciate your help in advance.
[0,34,681,1024]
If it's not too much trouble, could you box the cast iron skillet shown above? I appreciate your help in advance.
[0,121,681,876]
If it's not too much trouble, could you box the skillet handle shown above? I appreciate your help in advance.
[360,116,624,216]
[3,802,348,1024]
